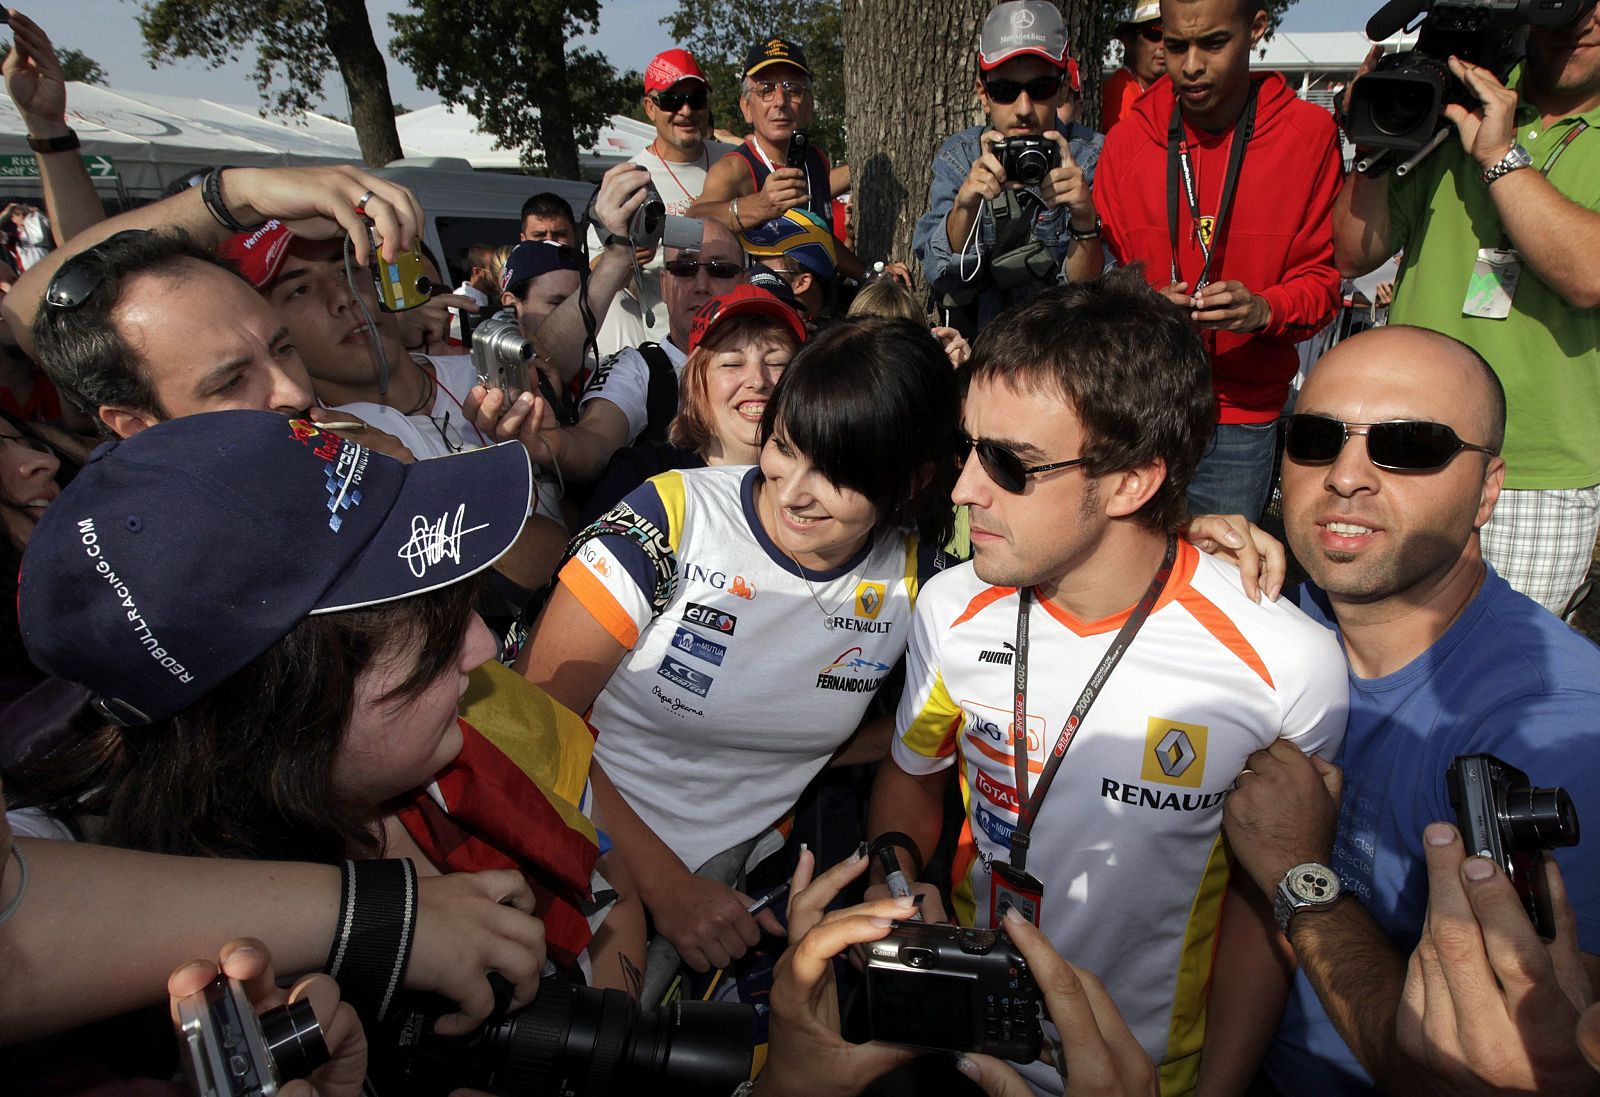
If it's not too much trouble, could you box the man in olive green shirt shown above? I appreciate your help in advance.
[1332,13,1600,617]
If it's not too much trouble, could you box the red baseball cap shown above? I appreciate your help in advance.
[644,49,708,94]
[688,285,807,352]
[218,219,293,290]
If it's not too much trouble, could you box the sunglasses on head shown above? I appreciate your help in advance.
[652,86,709,113]
[958,433,1088,494]
[43,230,154,314]
[981,73,1065,105]
[663,257,743,280]
[1284,414,1497,472]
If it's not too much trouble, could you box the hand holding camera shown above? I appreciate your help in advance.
[1036,131,1092,223]
[1397,819,1593,1096]
[958,131,1011,210]
[1440,55,1521,172]
[755,164,811,222]
[169,938,367,1097]
[591,162,658,250]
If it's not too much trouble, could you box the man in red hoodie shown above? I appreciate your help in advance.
[1074,0,1343,521]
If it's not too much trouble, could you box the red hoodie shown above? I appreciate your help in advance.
[1095,72,1343,424]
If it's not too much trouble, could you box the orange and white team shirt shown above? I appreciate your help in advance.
[892,541,1347,1096]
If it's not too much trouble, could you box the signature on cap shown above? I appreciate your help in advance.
[399,504,490,578]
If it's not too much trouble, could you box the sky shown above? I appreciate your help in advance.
[42,0,1369,117]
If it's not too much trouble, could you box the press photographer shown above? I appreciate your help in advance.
[912,0,1102,335]
[1333,0,1600,618]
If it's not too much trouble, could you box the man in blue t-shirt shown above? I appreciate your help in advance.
[1222,323,1600,1095]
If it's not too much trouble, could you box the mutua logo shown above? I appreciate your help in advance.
[683,601,737,635]
[671,625,727,667]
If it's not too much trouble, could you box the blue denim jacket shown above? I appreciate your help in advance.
[912,121,1103,330]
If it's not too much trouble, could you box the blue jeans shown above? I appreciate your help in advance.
[1187,420,1278,522]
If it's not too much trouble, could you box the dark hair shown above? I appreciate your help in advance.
[760,317,960,546]
[4,577,480,862]
[520,192,578,232]
[969,266,1216,532]
[1387,324,1507,453]
[0,410,80,689]
[31,228,249,426]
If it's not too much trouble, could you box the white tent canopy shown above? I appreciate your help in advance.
[394,104,656,176]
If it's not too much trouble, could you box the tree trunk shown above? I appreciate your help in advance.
[323,0,405,166]
[843,0,1102,281]
[531,29,580,179]
[1061,2,1112,132]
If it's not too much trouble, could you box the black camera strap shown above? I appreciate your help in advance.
[1006,534,1177,875]
[1167,83,1257,291]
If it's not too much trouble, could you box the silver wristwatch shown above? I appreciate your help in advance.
[1273,862,1343,934]
[1481,144,1533,186]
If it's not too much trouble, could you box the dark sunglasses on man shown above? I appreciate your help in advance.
[1284,414,1498,472]
[958,433,1088,494]
[981,73,1065,106]
[1139,24,1165,43]
[651,86,710,114]
[44,229,153,314]
[663,257,743,280]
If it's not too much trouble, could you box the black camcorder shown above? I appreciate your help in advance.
[1349,0,1593,158]
[992,136,1059,188]
[864,921,1043,1063]
[366,972,757,1096]
[1447,752,1580,938]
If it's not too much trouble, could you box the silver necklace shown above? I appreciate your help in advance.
[763,482,858,629]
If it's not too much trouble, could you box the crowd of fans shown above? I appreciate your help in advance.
[2,0,1599,1094]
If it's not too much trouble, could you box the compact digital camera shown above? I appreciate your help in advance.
[629,182,666,250]
[992,136,1059,188]
[362,218,432,312]
[864,921,1043,1062]
[174,974,328,1097]
[470,316,535,396]
[1447,752,1580,938]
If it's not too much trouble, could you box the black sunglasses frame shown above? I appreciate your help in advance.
[663,258,744,280]
[1284,414,1498,472]
[981,73,1065,105]
[43,229,154,314]
[651,87,710,113]
[958,434,1088,493]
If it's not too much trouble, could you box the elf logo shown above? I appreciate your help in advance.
[683,601,737,635]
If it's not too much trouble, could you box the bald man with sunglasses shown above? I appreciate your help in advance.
[1223,324,1600,1096]
[912,0,1104,337]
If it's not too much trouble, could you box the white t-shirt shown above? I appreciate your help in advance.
[564,464,947,873]
[587,139,734,357]
[893,543,1349,1095]
[578,338,688,445]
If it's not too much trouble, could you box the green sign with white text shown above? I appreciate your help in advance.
[0,153,118,179]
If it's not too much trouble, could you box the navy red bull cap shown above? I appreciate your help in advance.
[18,410,531,725]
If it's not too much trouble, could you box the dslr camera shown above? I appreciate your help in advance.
[1348,0,1592,156]
[992,136,1060,187]
[174,975,328,1096]
[367,971,756,1096]
[1447,752,1580,938]
[864,921,1043,1063]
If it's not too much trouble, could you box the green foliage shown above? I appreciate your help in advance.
[58,48,109,86]
[390,0,633,174]
[661,0,845,157]
[137,0,333,118]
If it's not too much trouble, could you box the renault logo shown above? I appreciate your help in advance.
[1141,718,1208,788]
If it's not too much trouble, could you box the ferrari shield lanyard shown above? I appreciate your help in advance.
[993,535,1178,923]
[1167,84,1257,291]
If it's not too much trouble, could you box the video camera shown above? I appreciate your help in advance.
[1348,0,1593,172]
[367,971,756,1096]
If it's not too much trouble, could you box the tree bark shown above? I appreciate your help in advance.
[323,0,405,166]
[530,28,581,180]
[842,0,1102,281]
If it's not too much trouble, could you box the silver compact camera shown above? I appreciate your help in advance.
[470,315,535,396]
[175,974,327,1096]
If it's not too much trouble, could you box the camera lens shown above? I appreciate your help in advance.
[1013,150,1050,187]
[259,997,331,1081]
[1371,81,1435,139]
[1504,784,1580,850]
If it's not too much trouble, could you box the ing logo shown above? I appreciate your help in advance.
[1141,717,1208,788]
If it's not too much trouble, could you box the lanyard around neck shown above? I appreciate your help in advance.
[1007,535,1178,873]
[1167,84,1257,291]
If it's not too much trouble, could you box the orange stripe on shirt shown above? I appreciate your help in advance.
[966,732,1045,774]
[952,584,1016,629]
[1174,587,1275,689]
[559,558,640,650]
[1036,540,1201,637]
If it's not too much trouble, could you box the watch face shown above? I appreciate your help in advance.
[1288,864,1338,904]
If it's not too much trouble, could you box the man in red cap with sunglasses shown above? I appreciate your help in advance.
[912,0,1103,337]
[1224,323,1600,1096]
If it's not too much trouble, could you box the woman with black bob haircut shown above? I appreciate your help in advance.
[520,316,961,979]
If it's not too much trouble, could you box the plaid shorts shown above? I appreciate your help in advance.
[1479,485,1600,616]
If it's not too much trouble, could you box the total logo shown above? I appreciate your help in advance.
[683,562,757,600]
[974,769,1020,812]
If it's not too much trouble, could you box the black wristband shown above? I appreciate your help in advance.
[868,831,924,880]
[324,858,419,1026]
[27,129,80,153]
[201,166,253,233]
